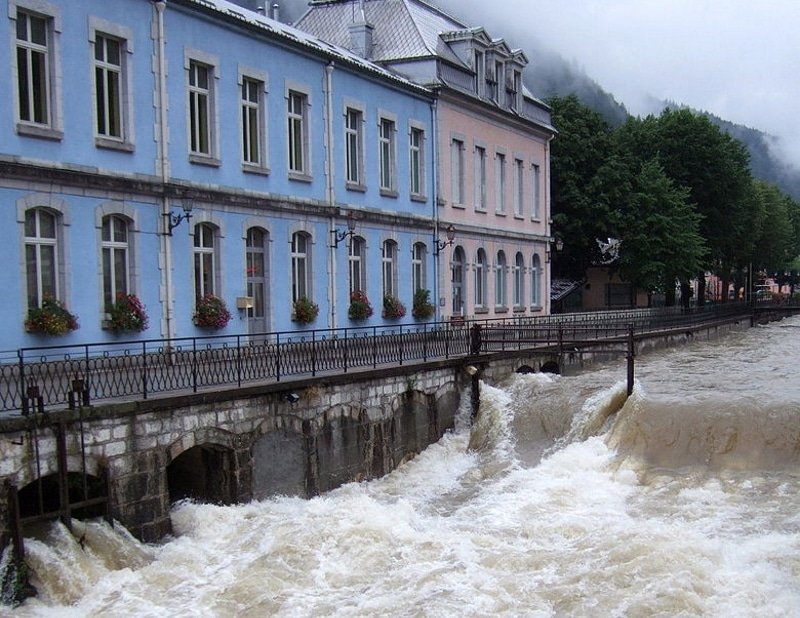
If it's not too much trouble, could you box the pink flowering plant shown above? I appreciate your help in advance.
[348,290,373,320]
[107,293,149,333]
[382,294,406,319]
[25,297,79,336]
[193,294,232,329]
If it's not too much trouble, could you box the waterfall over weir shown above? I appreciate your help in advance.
[8,317,800,616]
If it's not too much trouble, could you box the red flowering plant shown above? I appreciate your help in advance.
[106,293,149,333]
[382,294,406,319]
[25,297,79,336]
[292,296,319,324]
[193,294,232,329]
[348,290,373,320]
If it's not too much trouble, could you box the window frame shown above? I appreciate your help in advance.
[101,214,131,310]
[531,253,542,308]
[495,150,506,214]
[451,137,465,206]
[513,252,525,310]
[286,82,311,181]
[513,158,525,217]
[239,67,269,174]
[11,1,63,140]
[24,207,59,310]
[193,222,219,300]
[475,248,488,310]
[89,17,134,152]
[381,239,398,299]
[378,113,398,196]
[409,122,426,201]
[344,103,365,190]
[290,231,312,302]
[185,49,220,166]
[531,163,541,220]
[474,144,487,211]
[495,250,507,310]
[348,235,366,294]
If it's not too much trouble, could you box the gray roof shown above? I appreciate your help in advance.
[295,0,468,67]
[180,0,431,95]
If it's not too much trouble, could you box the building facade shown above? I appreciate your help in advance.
[0,0,437,351]
[295,0,557,320]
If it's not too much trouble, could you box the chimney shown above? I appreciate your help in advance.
[348,1,373,59]
[271,3,280,21]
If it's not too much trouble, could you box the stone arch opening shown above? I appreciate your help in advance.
[18,471,107,522]
[540,361,560,375]
[516,365,535,374]
[167,444,235,505]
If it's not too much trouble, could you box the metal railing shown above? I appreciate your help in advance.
[0,302,767,414]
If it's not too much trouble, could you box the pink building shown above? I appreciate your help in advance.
[296,0,557,319]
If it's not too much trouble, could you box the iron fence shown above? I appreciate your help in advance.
[0,302,766,414]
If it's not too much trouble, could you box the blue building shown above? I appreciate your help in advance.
[0,0,436,351]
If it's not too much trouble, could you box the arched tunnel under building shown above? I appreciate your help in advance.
[167,444,235,505]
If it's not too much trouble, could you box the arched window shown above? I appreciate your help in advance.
[246,227,269,328]
[382,240,398,298]
[291,231,311,302]
[495,250,507,308]
[412,242,426,292]
[24,208,59,308]
[531,254,541,307]
[475,248,487,308]
[101,215,130,309]
[451,246,465,315]
[349,236,366,293]
[513,252,525,308]
[193,223,218,299]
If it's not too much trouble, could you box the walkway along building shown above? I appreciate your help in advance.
[295,0,558,320]
[1,0,445,352]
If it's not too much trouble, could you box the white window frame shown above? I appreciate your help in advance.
[286,81,311,180]
[185,49,220,166]
[193,222,219,300]
[451,137,465,206]
[239,66,269,174]
[90,17,134,151]
[290,231,312,302]
[378,112,397,196]
[495,251,507,309]
[474,144,487,211]
[409,122,426,200]
[513,252,524,309]
[495,150,506,214]
[475,249,488,309]
[11,0,63,140]
[531,163,541,220]
[24,207,59,309]
[349,236,366,294]
[382,239,398,299]
[531,254,542,307]
[344,102,365,189]
[514,158,525,217]
[412,242,426,292]
[101,214,131,310]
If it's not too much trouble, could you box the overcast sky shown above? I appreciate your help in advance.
[434,0,800,169]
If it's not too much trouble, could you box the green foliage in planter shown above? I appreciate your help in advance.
[107,293,149,333]
[193,294,232,329]
[25,297,79,336]
[412,288,435,320]
[292,296,319,324]
[382,294,406,319]
[348,290,373,320]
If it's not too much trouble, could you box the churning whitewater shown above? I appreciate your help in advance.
[11,317,800,617]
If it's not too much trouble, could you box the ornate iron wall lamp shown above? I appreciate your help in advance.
[434,224,456,255]
[164,191,195,236]
[331,212,357,248]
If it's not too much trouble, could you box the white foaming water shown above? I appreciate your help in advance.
[11,317,800,617]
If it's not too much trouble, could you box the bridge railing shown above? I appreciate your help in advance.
[0,302,760,414]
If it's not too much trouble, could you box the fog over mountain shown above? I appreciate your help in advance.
[232,0,800,199]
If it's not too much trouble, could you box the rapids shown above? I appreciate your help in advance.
[8,317,800,617]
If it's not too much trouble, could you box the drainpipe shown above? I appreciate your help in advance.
[544,133,554,315]
[430,97,441,320]
[324,62,337,329]
[153,0,175,341]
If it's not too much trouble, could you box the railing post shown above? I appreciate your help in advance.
[312,330,317,377]
[142,341,148,399]
[372,326,378,368]
[236,334,242,387]
[192,337,198,393]
[423,323,428,362]
[627,323,635,396]
[399,325,404,366]
[18,350,26,416]
[343,328,349,373]
[276,333,281,381]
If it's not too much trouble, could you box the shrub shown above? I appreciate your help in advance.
[193,294,232,329]
[382,294,406,319]
[412,289,435,320]
[106,293,149,333]
[25,298,79,336]
[293,296,319,324]
[348,290,373,320]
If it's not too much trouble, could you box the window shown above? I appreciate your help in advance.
[379,117,396,193]
[495,152,506,213]
[474,146,487,211]
[15,7,60,136]
[291,232,311,302]
[513,252,524,308]
[24,208,58,308]
[193,223,217,299]
[188,60,215,158]
[382,240,398,298]
[452,247,465,315]
[451,139,464,205]
[246,227,268,324]
[531,164,541,219]
[514,159,524,216]
[511,69,522,110]
[287,90,309,176]
[349,236,366,293]
[241,77,265,168]
[345,108,363,187]
[93,34,123,141]
[475,249,488,308]
[412,242,426,292]
[101,215,130,309]
[474,50,485,97]
[495,251,507,308]
[531,254,541,307]
[409,127,425,198]
[493,61,504,102]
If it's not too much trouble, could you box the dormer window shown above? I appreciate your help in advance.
[474,50,485,97]
[493,60,504,103]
